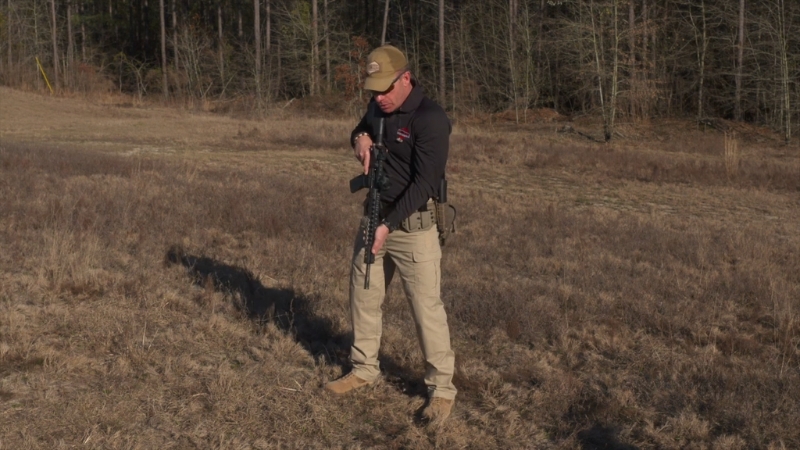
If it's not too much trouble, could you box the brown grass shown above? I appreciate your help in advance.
[1,87,799,449]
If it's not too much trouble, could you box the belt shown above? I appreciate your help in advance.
[379,199,434,212]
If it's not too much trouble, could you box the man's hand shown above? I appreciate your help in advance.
[371,224,389,255]
[354,134,373,174]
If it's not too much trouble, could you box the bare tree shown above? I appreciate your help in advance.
[324,0,330,92]
[589,0,621,141]
[67,0,73,84]
[439,0,445,108]
[266,0,271,53]
[381,0,389,45]
[265,0,272,97]
[7,0,12,72]
[610,0,620,139]
[160,0,168,99]
[50,0,59,89]
[172,0,178,72]
[735,0,745,120]
[775,0,791,143]
[80,0,86,62]
[628,0,635,117]
[689,0,708,120]
[254,0,261,101]
[312,0,319,95]
[509,0,517,120]
[217,0,225,97]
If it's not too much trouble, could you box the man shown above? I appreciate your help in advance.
[324,45,456,425]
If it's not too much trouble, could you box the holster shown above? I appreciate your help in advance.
[434,201,456,246]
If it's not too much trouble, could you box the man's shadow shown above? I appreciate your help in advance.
[577,424,639,450]
[164,245,427,397]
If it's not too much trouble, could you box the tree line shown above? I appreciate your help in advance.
[2,0,798,142]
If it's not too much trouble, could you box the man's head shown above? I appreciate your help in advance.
[364,45,413,114]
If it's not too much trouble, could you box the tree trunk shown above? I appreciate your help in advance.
[35,1,40,89]
[628,0,635,66]
[362,0,367,36]
[610,0,620,139]
[266,0,271,53]
[7,0,12,72]
[509,0,517,121]
[691,0,707,121]
[439,0,445,108]
[381,0,389,45]
[81,1,87,62]
[312,0,318,95]
[146,1,152,53]
[276,42,281,98]
[265,0,271,97]
[110,0,117,41]
[589,0,608,139]
[735,0,744,120]
[50,0,60,90]
[538,0,544,83]
[642,0,647,81]
[172,0,178,72]
[324,0,330,92]
[67,0,73,85]
[254,0,261,101]
[218,2,225,97]
[777,0,790,143]
[628,0,635,117]
[160,0,168,99]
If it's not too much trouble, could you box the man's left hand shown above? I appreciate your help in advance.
[371,224,389,255]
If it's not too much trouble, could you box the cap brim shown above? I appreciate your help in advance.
[364,74,394,93]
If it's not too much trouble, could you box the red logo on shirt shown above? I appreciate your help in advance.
[396,127,411,143]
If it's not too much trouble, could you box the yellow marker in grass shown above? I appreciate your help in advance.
[35,57,54,95]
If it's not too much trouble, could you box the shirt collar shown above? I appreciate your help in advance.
[397,83,424,114]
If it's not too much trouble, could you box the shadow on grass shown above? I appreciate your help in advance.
[577,424,639,450]
[165,245,348,364]
[164,245,427,398]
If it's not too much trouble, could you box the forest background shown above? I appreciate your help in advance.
[1,0,799,142]
[2,1,800,448]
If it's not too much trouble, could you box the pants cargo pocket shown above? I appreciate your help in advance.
[411,229,442,292]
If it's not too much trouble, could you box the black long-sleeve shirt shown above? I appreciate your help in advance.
[350,84,451,230]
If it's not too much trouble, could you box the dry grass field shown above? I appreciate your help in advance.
[1,87,799,449]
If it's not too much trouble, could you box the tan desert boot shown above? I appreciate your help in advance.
[421,397,454,425]
[324,372,371,394]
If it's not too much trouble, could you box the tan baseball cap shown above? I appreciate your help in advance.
[364,45,408,92]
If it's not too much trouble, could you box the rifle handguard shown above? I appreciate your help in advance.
[357,119,387,290]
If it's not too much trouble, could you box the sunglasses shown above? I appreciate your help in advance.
[369,71,407,97]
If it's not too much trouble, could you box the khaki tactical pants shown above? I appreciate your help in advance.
[349,221,457,400]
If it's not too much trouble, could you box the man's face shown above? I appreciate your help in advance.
[371,71,411,114]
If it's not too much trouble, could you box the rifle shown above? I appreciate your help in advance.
[349,117,390,289]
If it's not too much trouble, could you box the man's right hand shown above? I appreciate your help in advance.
[354,134,373,174]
